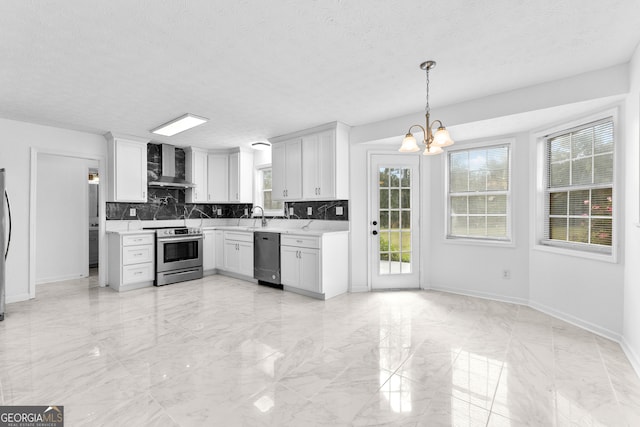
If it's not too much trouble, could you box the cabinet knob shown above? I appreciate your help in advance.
[372,221,377,226]
[372,230,378,236]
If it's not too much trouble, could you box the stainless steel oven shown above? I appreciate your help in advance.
[153,227,203,286]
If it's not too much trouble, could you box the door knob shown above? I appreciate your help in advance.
[372,230,378,235]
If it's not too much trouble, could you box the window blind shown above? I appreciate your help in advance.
[544,118,613,250]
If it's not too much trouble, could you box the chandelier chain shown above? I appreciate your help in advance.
[425,67,430,115]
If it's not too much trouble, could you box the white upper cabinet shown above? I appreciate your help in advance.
[184,147,252,203]
[302,130,336,199]
[207,153,229,202]
[272,138,302,201]
[272,122,349,201]
[228,148,254,203]
[106,132,149,202]
[185,148,208,203]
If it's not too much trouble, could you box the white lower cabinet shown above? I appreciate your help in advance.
[222,231,254,277]
[280,232,348,299]
[215,230,224,269]
[203,229,216,274]
[107,232,155,292]
[281,245,320,294]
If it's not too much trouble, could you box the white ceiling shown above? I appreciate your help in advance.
[1,0,639,149]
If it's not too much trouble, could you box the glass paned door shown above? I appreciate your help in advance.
[370,155,420,289]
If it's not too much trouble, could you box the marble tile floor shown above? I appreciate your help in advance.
[1,274,640,426]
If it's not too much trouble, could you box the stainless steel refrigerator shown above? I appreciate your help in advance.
[0,168,12,321]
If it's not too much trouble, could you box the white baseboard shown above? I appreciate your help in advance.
[427,283,528,306]
[621,338,640,379]
[6,293,31,304]
[425,283,622,343]
[528,300,621,342]
[36,273,86,285]
[349,284,369,293]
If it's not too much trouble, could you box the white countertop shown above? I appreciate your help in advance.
[203,225,348,237]
[106,229,157,235]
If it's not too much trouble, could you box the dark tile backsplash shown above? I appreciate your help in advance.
[285,200,348,221]
[107,197,349,221]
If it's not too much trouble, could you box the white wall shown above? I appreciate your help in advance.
[624,42,640,371]
[35,154,98,283]
[427,133,530,303]
[0,117,106,302]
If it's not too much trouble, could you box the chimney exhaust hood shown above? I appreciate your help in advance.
[148,144,196,188]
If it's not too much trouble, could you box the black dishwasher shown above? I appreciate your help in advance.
[254,231,281,287]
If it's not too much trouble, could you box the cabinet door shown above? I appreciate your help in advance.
[224,241,240,273]
[302,133,319,199]
[203,230,216,271]
[317,130,335,198]
[299,248,320,293]
[215,230,224,268]
[114,140,147,202]
[280,246,299,286]
[238,242,254,277]
[208,154,229,202]
[285,140,302,199]
[192,150,208,202]
[228,152,240,202]
[272,143,286,200]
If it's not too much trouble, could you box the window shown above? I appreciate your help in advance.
[542,118,614,253]
[447,142,511,242]
[255,166,283,215]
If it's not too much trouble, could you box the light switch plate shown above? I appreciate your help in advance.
[289,207,294,216]
[336,206,344,215]
[217,208,222,216]
[307,207,313,215]
[244,208,248,216]
[129,208,136,216]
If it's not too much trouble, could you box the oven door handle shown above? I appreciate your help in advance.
[157,236,203,243]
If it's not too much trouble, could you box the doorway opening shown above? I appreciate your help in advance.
[88,169,99,281]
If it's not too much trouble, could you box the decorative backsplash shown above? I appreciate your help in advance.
[106,197,349,221]
[285,200,348,221]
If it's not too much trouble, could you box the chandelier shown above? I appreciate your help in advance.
[399,60,454,155]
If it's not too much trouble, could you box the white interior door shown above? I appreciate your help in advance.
[370,154,420,289]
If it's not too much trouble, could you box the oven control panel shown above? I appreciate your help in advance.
[157,227,202,237]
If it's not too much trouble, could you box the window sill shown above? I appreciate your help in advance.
[533,242,617,263]
[444,236,515,248]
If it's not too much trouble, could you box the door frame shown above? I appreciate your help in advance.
[367,150,424,290]
[29,147,107,298]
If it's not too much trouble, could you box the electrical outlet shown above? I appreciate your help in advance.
[336,206,344,215]
[217,208,222,216]
[289,207,294,216]
[307,207,313,215]
[129,208,136,217]
[502,269,511,280]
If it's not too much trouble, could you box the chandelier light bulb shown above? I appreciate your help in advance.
[432,127,454,147]
[399,133,420,152]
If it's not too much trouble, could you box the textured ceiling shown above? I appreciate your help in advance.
[1,0,639,148]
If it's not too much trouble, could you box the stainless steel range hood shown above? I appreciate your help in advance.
[148,144,195,188]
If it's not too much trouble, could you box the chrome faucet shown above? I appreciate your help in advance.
[252,205,267,227]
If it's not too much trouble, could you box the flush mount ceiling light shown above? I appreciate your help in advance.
[399,60,454,155]
[150,113,208,137]
[251,141,272,150]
